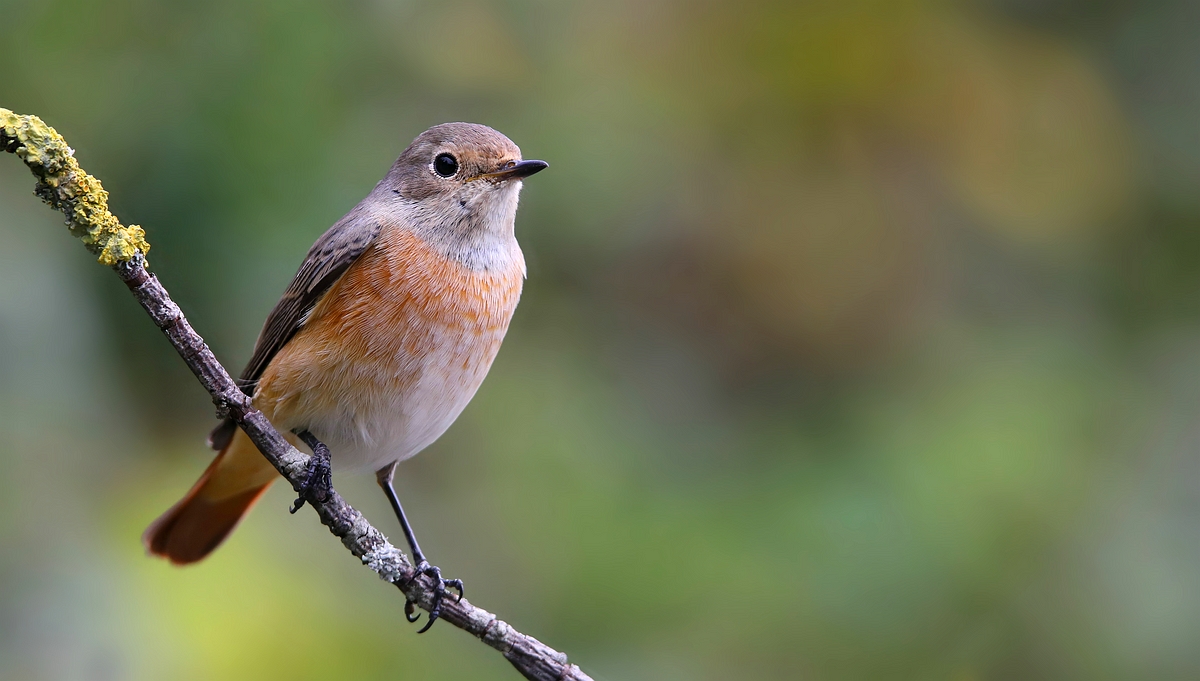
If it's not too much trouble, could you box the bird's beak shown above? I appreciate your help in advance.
[476,159,549,182]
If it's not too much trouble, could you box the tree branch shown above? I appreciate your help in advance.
[1,108,592,681]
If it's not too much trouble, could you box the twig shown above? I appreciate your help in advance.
[1,107,592,681]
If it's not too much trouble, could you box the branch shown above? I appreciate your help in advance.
[1,108,592,681]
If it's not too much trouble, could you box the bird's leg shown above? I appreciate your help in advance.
[289,430,333,513]
[376,462,463,633]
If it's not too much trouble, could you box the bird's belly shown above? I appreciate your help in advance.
[305,338,498,472]
[260,319,509,473]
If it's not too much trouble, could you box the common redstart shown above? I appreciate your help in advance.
[144,123,547,630]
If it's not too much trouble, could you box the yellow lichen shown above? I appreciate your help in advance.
[1,108,150,265]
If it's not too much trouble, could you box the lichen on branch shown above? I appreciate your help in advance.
[1,108,150,265]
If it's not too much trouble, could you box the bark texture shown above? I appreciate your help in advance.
[2,108,592,681]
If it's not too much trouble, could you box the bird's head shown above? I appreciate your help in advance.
[384,122,547,244]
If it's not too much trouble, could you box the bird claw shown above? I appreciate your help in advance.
[290,430,332,513]
[404,561,464,633]
[404,599,420,623]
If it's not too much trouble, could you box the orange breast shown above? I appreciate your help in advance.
[253,224,524,466]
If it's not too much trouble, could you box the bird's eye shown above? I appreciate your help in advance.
[433,153,459,178]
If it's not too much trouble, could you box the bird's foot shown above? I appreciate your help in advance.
[403,560,464,633]
[290,430,332,513]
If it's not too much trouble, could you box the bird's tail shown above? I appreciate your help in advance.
[143,428,279,565]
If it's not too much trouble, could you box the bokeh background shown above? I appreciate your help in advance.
[2,1,1199,679]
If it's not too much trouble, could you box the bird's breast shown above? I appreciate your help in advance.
[254,226,524,471]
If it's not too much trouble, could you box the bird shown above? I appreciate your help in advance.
[142,122,547,630]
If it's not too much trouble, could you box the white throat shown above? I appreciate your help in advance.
[380,181,525,273]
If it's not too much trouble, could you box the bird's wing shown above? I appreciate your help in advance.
[208,204,383,450]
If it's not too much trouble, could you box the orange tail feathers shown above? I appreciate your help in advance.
[144,429,280,565]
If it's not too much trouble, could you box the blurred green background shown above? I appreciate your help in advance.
[2,0,1199,679]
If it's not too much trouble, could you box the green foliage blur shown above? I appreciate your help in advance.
[2,1,1199,679]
